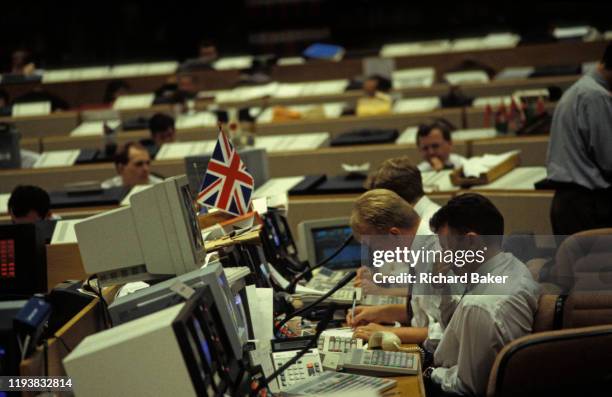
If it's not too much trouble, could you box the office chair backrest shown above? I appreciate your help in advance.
[532,293,563,332]
[486,325,612,397]
[552,228,612,292]
[562,291,612,329]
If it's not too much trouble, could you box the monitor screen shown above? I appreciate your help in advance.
[312,225,361,269]
[0,239,16,280]
[180,185,204,252]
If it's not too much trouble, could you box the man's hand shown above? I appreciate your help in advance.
[346,305,387,327]
[430,156,444,171]
[354,266,372,288]
[352,323,389,341]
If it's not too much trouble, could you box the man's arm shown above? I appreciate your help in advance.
[432,304,500,396]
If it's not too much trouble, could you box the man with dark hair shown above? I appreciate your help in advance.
[8,185,53,224]
[372,156,440,234]
[148,113,176,147]
[424,193,539,396]
[546,43,612,236]
[416,121,466,172]
[101,142,162,189]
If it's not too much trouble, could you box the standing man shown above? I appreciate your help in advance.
[546,43,612,235]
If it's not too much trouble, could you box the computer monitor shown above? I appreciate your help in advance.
[260,209,306,279]
[0,222,52,297]
[184,147,270,194]
[218,243,273,289]
[297,217,362,269]
[64,286,246,397]
[75,175,206,286]
[108,261,248,359]
[0,300,27,376]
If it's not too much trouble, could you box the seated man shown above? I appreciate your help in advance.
[346,189,446,349]
[140,113,176,157]
[8,185,56,223]
[357,156,441,293]
[101,142,163,189]
[416,121,466,172]
[424,193,540,396]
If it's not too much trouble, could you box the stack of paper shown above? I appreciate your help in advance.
[216,82,279,103]
[482,33,520,49]
[444,70,490,85]
[155,140,217,160]
[175,112,217,130]
[12,102,51,117]
[253,132,329,153]
[380,40,451,58]
[253,177,305,198]
[395,126,419,144]
[301,79,349,96]
[112,93,155,110]
[473,166,546,190]
[70,120,121,137]
[472,96,512,108]
[212,56,254,71]
[451,37,487,52]
[553,25,592,40]
[462,150,520,178]
[393,97,440,114]
[452,128,497,141]
[392,67,435,89]
[33,150,81,168]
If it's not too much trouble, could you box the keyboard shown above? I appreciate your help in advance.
[342,349,420,376]
[281,371,397,396]
[361,294,408,306]
[318,335,363,353]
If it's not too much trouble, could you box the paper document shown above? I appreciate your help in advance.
[472,96,512,108]
[110,64,144,78]
[422,170,459,193]
[51,220,82,245]
[482,33,520,49]
[301,80,349,96]
[12,102,51,117]
[277,57,305,66]
[444,70,490,85]
[33,150,80,168]
[253,177,304,198]
[155,140,217,160]
[553,26,591,39]
[473,166,546,190]
[393,97,440,113]
[392,67,435,89]
[452,128,497,141]
[70,120,121,137]
[396,126,419,144]
[254,133,329,153]
[451,37,487,52]
[380,40,451,58]
[462,150,520,178]
[341,163,370,173]
[112,93,155,110]
[0,193,10,214]
[213,56,254,70]
[142,61,178,75]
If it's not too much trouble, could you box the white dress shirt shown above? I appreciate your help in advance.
[101,174,163,189]
[432,252,540,396]
[418,153,467,172]
[414,195,441,235]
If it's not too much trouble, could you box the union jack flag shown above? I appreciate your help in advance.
[196,128,254,216]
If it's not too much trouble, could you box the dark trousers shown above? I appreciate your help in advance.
[550,183,612,236]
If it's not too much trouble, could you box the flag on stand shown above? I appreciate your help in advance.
[196,126,254,216]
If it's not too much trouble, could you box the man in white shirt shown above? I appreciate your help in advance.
[346,189,448,348]
[101,142,163,189]
[424,193,540,396]
[416,122,466,172]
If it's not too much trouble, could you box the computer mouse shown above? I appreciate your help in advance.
[368,331,402,351]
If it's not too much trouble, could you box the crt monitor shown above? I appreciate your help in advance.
[0,300,27,377]
[184,147,270,194]
[64,286,245,397]
[108,261,249,359]
[297,217,362,269]
[75,175,206,286]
